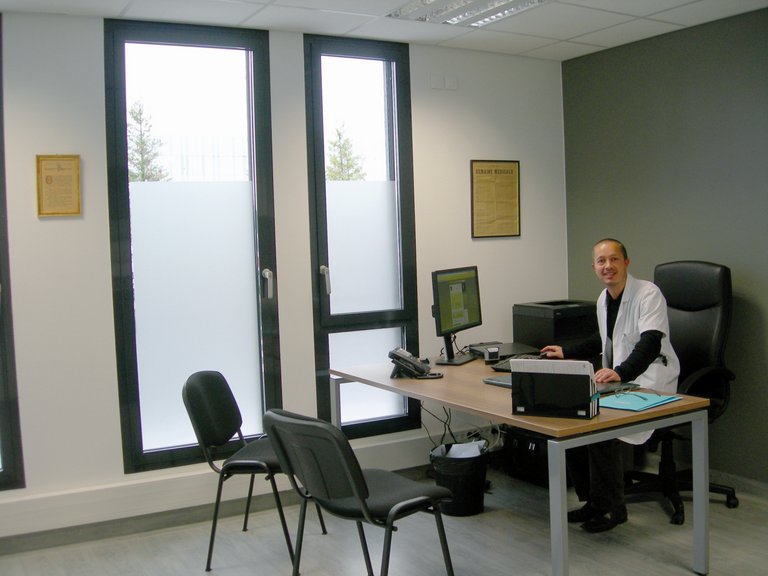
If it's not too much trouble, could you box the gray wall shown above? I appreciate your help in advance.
[562,9,768,483]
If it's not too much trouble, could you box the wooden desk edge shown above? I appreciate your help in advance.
[330,364,710,438]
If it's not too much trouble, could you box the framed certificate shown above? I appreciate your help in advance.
[37,155,81,217]
[471,159,520,238]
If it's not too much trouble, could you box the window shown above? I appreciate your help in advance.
[0,16,25,490]
[305,35,420,437]
[105,21,279,472]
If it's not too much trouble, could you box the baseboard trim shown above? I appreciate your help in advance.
[0,490,300,556]
[0,468,431,556]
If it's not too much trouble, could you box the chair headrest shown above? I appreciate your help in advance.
[654,261,731,312]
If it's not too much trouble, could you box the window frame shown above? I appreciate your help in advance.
[104,19,280,472]
[0,15,26,491]
[304,35,420,439]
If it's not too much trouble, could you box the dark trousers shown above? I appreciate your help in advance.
[567,439,625,512]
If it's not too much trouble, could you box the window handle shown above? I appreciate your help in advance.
[319,265,331,295]
[261,268,274,300]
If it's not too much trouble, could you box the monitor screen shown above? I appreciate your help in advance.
[431,266,482,364]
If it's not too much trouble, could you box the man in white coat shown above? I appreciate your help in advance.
[541,238,680,532]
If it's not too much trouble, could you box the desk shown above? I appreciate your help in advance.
[330,360,710,576]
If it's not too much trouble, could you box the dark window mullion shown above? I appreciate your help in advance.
[305,35,419,438]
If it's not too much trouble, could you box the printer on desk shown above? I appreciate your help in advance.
[512,300,597,349]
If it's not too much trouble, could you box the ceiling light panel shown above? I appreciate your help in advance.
[388,0,548,27]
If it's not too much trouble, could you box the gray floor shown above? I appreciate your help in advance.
[1,466,766,576]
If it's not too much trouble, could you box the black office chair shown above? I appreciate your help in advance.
[625,261,738,525]
[182,371,327,571]
[264,409,455,576]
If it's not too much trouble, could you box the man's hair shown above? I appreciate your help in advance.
[593,238,628,260]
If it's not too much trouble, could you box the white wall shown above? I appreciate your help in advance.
[409,45,568,354]
[0,15,567,537]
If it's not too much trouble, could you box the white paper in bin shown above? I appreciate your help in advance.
[433,439,487,458]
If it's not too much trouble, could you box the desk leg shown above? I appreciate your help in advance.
[329,375,342,427]
[692,411,710,575]
[548,441,569,576]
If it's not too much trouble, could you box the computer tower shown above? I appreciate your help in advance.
[512,300,597,348]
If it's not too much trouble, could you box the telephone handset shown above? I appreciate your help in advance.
[388,348,443,379]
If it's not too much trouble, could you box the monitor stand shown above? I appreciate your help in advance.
[435,353,475,366]
[435,335,476,365]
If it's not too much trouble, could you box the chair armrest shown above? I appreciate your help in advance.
[678,365,735,394]
[678,364,735,420]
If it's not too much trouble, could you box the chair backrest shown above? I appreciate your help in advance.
[264,409,369,504]
[654,261,732,384]
[654,261,732,418]
[182,371,244,460]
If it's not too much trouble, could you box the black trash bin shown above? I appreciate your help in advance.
[430,443,489,516]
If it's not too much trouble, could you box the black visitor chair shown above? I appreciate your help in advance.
[264,408,455,576]
[182,370,326,571]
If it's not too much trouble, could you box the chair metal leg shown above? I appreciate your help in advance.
[356,521,374,576]
[380,524,394,576]
[433,508,455,576]
[291,499,309,576]
[268,474,295,562]
[315,502,328,534]
[205,473,227,571]
[242,474,255,532]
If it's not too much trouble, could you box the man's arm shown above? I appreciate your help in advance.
[562,332,602,360]
[540,332,601,360]
[613,329,663,382]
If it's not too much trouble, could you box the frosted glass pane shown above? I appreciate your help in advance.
[330,328,406,424]
[131,182,261,450]
[326,181,401,314]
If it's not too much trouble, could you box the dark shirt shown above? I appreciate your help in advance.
[562,290,662,382]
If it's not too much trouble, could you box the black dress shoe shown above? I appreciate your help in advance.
[567,502,601,523]
[581,505,628,533]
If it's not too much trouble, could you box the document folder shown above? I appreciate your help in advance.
[599,392,681,411]
[508,359,598,419]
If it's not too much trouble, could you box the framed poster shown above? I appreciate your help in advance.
[37,155,81,216]
[471,159,519,238]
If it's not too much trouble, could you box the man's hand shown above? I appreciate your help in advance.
[594,368,621,383]
[540,345,563,359]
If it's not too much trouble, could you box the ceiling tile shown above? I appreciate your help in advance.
[574,18,684,48]
[441,29,555,55]
[243,5,374,34]
[274,0,405,17]
[653,0,768,26]
[557,0,693,18]
[353,16,468,44]
[0,0,131,16]
[485,2,634,40]
[521,40,605,61]
[123,0,263,25]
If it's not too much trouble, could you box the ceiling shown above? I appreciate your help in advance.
[2,0,767,61]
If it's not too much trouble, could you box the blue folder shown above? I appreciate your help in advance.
[600,392,681,411]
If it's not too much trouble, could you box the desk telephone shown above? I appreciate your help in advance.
[388,348,443,379]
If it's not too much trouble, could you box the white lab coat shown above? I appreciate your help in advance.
[597,274,680,444]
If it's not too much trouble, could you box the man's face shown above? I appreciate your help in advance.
[592,241,629,295]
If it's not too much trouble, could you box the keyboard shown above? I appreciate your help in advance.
[490,353,543,372]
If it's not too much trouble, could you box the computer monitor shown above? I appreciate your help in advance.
[431,265,482,365]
